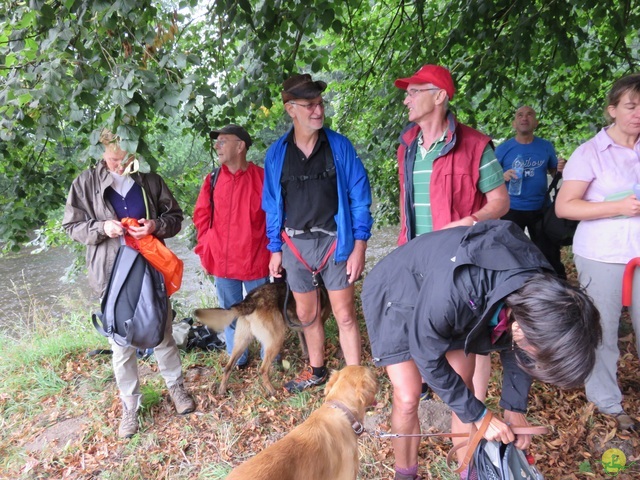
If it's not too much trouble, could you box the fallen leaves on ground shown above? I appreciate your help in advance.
[2,253,639,479]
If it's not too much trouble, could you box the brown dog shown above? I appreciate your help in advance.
[194,282,331,396]
[226,365,378,480]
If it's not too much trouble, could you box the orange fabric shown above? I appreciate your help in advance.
[121,217,183,296]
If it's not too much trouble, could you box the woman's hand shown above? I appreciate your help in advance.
[475,414,515,445]
[503,410,532,450]
[618,195,640,217]
[104,220,124,238]
[126,218,156,239]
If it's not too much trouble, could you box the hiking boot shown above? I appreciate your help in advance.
[169,382,196,415]
[284,367,327,393]
[118,405,139,439]
[118,395,141,439]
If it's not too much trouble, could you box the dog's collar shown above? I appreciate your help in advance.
[327,400,365,436]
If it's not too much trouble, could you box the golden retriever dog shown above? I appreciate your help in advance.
[194,282,331,396]
[226,365,378,480]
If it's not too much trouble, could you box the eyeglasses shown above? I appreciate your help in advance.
[405,87,441,98]
[288,100,326,111]
[214,139,242,147]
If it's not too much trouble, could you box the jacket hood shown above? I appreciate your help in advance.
[451,220,555,353]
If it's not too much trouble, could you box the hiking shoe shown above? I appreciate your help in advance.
[612,412,637,430]
[169,382,196,415]
[419,384,432,402]
[284,368,327,393]
[118,406,139,439]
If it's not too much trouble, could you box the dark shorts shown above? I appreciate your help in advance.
[282,234,350,293]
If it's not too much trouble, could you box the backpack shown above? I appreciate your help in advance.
[92,244,168,349]
[172,317,226,352]
[537,173,578,246]
[471,440,544,479]
[208,167,221,229]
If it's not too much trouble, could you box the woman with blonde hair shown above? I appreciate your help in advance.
[63,131,195,438]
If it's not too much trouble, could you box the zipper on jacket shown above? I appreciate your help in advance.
[222,175,236,278]
[468,297,478,310]
[384,301,415,315]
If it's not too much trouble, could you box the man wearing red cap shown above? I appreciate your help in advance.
[387,65,509,480]
[262,74,373,393]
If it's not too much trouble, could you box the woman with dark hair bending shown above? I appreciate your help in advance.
[362,220,601,480]
[556,73,640,431]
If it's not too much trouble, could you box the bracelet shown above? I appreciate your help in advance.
[470,214,480,224]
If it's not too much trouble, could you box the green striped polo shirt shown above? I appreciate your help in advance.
[413,132,503,235]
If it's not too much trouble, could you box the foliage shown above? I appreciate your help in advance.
[0,0,203,250]
[1,0,639,247]
[148,116,213,215]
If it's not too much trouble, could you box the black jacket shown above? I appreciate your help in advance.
[362,220,553,423]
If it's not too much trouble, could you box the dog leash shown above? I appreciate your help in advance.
[377,432,470,438]
[375,419,548,439]
[376,412,549,474]
[280,230,335,328]
[280,230,336,288]
[327,400,365,436]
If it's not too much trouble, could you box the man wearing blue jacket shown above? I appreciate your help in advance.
[262,73,373,392]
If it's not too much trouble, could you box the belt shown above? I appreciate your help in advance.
[284,227,336,237]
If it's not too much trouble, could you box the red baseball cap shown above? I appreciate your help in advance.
[394,65,456,100]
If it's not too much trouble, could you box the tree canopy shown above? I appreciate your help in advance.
[1,0,639,250]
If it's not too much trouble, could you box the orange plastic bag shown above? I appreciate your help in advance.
[121,218,184,296]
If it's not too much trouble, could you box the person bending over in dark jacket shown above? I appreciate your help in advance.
[362,220,601,480]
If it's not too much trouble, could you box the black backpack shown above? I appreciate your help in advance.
[538,173,579,246]
[92,244,167,349]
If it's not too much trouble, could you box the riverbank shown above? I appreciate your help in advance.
[0,222,398,337]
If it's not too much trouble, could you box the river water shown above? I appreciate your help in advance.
[0,222,398,338]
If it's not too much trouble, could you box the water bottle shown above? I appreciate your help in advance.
[508,156,524,196]
[633,183,640,199]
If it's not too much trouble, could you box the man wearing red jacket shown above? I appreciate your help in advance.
[193,124,270,368]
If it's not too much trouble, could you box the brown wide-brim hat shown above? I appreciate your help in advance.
[209,124,252,149]
[281,74,327,103]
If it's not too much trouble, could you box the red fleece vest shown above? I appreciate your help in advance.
[398,121,491,244]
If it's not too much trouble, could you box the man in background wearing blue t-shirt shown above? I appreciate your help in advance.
[497,105,566,277]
